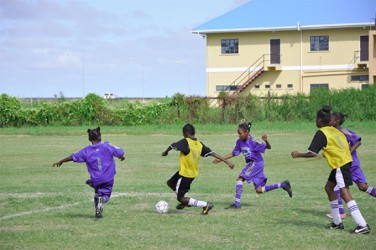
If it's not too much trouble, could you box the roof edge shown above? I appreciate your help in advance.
[192,22,374,34]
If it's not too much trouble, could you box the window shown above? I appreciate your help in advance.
[221,39,239,54]
[265,85,270,89]
[276,84,282,89]
[361,84,369,90]
[310,36,329,51]
[351,75,369,82]
[254,84,260,89]
[216,85,240,91]
[310,83,329,92]
[287,84,293,89]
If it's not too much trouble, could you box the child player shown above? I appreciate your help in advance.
[162,123,234,215]
[326,112,376,219]
[213,122,292,209]
[52,127,125,218]
[291,105,371,234]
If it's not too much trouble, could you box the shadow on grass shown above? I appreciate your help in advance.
[64,213,96,219]
[294,207,329,218]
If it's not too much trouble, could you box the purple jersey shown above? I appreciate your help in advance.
[339,127,361,159]
[232,136,266,163]
[72,141,124,185]
[339,127,367,183]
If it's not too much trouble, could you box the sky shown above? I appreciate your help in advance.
[0,0,248,98]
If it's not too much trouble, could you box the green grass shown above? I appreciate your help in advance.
[1,123,375,249]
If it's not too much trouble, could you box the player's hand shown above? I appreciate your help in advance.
[262,134,268,141]
[291,151,299,158]
[162,151,168,156]
[119,156,125,161]
[227,162,234,169]
[53,161,62,167]
[212,158,222,164]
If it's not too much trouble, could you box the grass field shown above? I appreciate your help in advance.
[1,122,375,249]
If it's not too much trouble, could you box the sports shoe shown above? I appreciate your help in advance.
[85,179,94,188]
[352,224,371,234]
[201,202,214,215]
[282,180,292,198]
[225,204,241,209]
[95,196,103,218]
[326,213,346,219]
[176,203,191,210]
[328,222,344,230]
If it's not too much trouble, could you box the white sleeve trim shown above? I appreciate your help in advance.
[308,150,318,155]
[204,151,214,158]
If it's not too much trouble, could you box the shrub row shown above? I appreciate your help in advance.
[1,85,375,127]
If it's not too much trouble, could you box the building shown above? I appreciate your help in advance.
[192,0,376,98]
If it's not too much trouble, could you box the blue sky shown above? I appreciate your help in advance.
[0,0,248,98]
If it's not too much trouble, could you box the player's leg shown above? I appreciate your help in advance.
[167,171,180,192]
[352,165,376,197]
[326,185,346,219]
[358,182,376,197]
[176,177,213,215]
[255,177,292,198]
[227,163,255,209]
[95,180,114,218]
[325,168,344,229]
[337,164,370,234]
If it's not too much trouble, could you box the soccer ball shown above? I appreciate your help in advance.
[155,200,169,214]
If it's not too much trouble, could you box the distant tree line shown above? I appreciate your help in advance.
[1,85,375,127]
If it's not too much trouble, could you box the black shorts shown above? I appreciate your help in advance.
[328,162,353,188]
[168,171,194,196]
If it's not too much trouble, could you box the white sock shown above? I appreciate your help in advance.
[366,186,373,194]
[330,200,341,225]
[188,198,207,208]
[347,200,367,227]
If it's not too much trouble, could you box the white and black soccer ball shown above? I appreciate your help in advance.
[155,200,169,214]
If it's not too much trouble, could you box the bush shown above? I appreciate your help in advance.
[1,86,375,127]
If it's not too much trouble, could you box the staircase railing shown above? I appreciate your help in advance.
[208,54,272,106]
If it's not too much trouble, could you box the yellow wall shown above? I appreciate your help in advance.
[206,27,372,97]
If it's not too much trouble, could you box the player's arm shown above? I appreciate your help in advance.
[262,134,271,149]
[162,139,189,156]
[53,156,73,167]
[213,153,234,163]
[210,152,234,169]
[162,146,173,156]
[108,142,125,161]
[291,130,326,159]
[350,140,361,153]
[291,151,317,158]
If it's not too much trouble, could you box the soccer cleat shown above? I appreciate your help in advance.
[225,204,241,209]
[352,224,371,234]
[282,180,292,198]
[328,222,344,230]
[201,202,214,215]
[326,213,346,219]
[85,179,94,188]
[95,196,103,218]
[176,203,191,210]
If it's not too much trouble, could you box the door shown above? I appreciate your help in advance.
[360,35,369,61]
[270,39,280,64]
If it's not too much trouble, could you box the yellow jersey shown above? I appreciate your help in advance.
[320,126,352,169]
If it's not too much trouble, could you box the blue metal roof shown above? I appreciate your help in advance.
[192,0,376,33]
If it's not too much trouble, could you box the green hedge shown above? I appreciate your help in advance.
[1,85,375,127]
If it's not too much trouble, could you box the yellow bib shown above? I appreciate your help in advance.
[320,126,352,169]
[178,138,203,178]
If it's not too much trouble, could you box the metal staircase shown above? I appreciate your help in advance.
[224,54,267,97]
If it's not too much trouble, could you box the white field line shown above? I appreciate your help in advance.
[0,192,176,221]
[0,191,236,221]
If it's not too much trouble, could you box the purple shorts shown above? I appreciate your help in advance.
[239,161,267,189]
[350,157,367,184]
[93,179,114,199]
